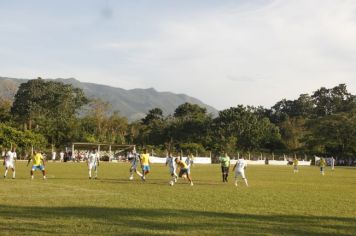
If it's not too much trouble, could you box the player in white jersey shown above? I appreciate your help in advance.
[185,153,194,174]
[233,157,248,187]
[52,151,56,161]
[166,153,178,183]
[87,149,99,179]
[59,151,64,162]
[4,147,17,179]
[128,151,143,180]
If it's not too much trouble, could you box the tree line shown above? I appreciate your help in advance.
[0,78,355,159]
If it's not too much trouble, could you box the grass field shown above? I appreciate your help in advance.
[0,162,355,235]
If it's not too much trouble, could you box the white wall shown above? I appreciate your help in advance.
[149,156,212,164]
[230,160,311,166]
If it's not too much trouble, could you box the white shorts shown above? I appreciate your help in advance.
[235,170,246,179]
[169,168,176,175]
[5,162,14,169]
[88,163,97,170]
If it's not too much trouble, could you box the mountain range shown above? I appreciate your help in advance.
[0,77,218,121]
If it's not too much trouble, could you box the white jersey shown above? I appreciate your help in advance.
[59,152,64,160]
[5,151,15,164]
[185,156,193,168]
[130,153,140,169]
[236,159,247,172]
[88,152,98,165]
[166,156,176,169]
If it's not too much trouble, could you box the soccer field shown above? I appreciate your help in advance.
[0,163,355,235]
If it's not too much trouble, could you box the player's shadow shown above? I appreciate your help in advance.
[0,205,355,235]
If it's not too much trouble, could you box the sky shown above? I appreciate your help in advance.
[0,0,356,110]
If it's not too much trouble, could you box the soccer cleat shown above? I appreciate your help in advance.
[190,182,194,186]
[43,176,47,180]
[129,176,133,180]
[235,182,238,187]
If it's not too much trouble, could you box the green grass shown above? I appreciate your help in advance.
[0,162,355,235]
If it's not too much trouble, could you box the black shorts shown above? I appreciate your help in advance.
[221,166,229,174]
[179,168,189,177]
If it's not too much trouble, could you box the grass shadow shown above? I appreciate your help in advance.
[0,205,355,235]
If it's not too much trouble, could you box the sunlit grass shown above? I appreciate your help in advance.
[0,162,355,235]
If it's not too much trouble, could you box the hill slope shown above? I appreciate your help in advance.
[0,77,218,121]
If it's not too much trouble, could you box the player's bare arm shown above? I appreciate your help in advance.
[232,163,237,171]
[26,158,31,166]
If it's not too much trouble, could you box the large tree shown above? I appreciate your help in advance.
[212,105,282,153]
[11,78,88,146]
[306,110,356,157]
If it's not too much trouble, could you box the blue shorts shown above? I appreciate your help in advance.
[142,165,150,172]
[32,165,45,171]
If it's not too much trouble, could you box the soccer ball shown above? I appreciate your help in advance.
[169,180,174,186]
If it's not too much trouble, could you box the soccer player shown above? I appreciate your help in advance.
[52,151,56,161]
[87,149,99,179]
[233,156,248,187]
[293,157,299,173]
[185,152,194,175]
[27,150,46,180]
[219,152,230,182]
[4,147,17,179]
[175,158,193,186]
[320,158,326,176]
[140,149,150,181]
[166,152,178,183]
[331,157,335,171]
[129,151,143,180]
[59,151,64,162]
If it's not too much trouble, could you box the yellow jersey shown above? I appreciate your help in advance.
[320,159,326,167]
[33,153,43,166]
[293,159,298,166]
[140,153,150,166]
[177,160,188,169]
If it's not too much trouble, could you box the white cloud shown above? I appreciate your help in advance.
[97,0,356,109]
[2,0,356,109]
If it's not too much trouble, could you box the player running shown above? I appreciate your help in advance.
[219,152,230,182]
[185,152,194,175]
[140,149,150,181]
[175,158,193,186]
[128,150,143,180]
[87,149,99,179]
[4,147,17,179]
[166,152,178,184]
[232,156,248,187]
[27,150,46,180]
[320,158,326,176]
[293,157,299,173]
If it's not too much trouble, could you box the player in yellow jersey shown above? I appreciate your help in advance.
[320,158,326,176]
[175,158,193,186]
[140,148,150,181]
[293,157,299,173]
[27,150,46,180]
